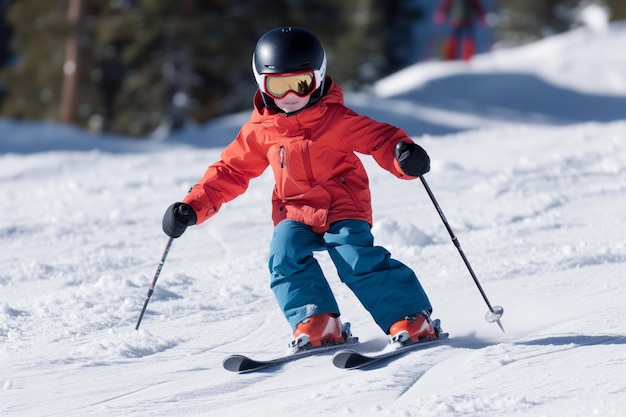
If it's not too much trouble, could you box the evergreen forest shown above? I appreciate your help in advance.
[0,0,623,138]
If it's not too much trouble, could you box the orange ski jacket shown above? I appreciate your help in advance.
[183,77,416,233]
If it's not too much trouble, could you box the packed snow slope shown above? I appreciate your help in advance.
[2,23,626,417]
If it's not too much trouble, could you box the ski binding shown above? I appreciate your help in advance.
[332,319,448,370]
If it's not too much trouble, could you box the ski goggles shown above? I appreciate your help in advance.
[262,71,317,100]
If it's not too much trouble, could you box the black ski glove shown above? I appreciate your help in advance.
[395,142,430,177]
[162,202,197,238]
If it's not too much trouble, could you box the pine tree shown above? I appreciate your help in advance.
[0,1,391,137]
[0,0,14,106]
[1,1,67,121]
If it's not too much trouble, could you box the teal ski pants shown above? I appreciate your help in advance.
[268,219,432,333]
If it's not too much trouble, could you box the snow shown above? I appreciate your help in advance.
[2,24,626,417]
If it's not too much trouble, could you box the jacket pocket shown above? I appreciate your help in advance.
[272,185,331,228]
[334,175,365,212]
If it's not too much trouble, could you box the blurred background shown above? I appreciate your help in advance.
[0,0,624,139]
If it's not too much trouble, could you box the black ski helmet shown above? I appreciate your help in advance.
[252,27,327,107]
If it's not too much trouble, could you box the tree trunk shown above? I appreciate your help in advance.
[59,0,84,124]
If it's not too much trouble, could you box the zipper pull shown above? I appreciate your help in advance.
[279,146,285,168]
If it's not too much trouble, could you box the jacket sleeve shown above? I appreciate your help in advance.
[341,108,418,180]
[182,127,269,224]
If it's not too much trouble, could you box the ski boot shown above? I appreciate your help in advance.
[388,311,437,346]
[290,313,352,352]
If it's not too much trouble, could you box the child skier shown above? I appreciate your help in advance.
[435,0,486,61]
[162,27,438,349]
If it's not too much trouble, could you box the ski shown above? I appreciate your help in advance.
[333,320,448,370]
[223,336,358,373]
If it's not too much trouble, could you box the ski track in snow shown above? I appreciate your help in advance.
[2,24,626,417]
[2,121,624,417]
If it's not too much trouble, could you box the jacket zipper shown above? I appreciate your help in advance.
[279,144,305,195]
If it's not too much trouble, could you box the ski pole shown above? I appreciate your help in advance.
[420,176,505,332]
[135,237,174,330]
